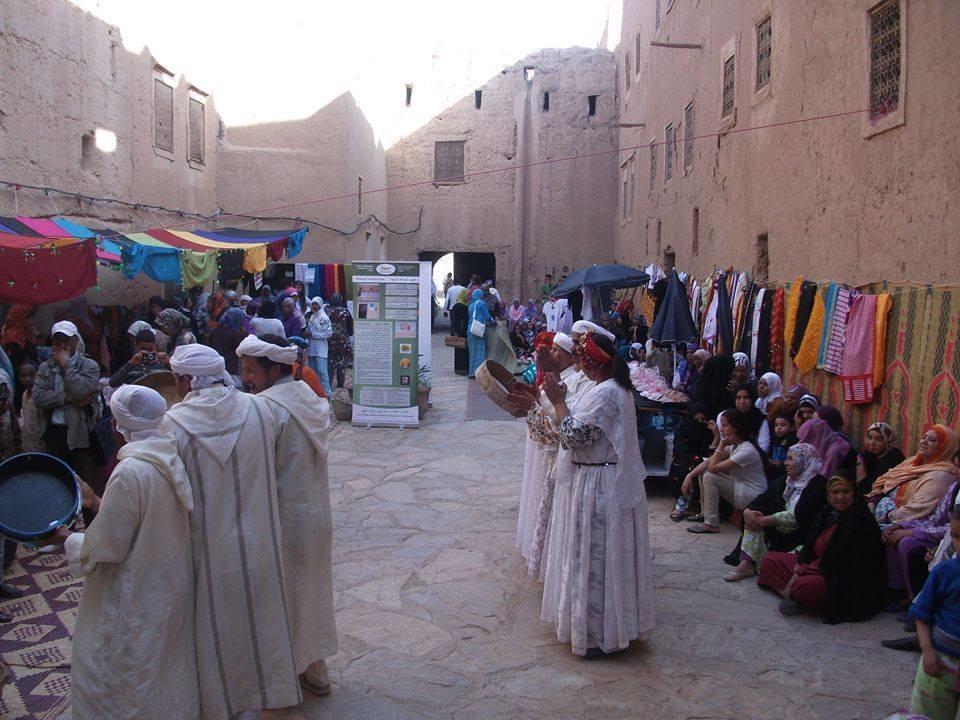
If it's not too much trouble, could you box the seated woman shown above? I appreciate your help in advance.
[669,402,715,521]
[869,425,960,526]
[690,354,735,419]
[794,393,821,431]
[684,409,767,534]
[856,421,907,497]
[758,473,886,622]
[732,382,771,454]
[724,443,827,581]
[755,372,785,425]
[797,417,855,479]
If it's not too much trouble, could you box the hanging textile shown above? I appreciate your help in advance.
[286,228,306,259]
[217,249,246,285]
[0,241,97,304]
[715,273,734,355]
[840,294,878,404]
[638,291,656,326]
[267,240,288,262]
[754,290,774,376]
[791,281,818,356]
[873,293,893,389]
[701,278,718,349]
[794,286,825,374]
[817,283,839,369]
[783,277,803,355]
[242,245,268,274]
[121,244,182,283]
[824,287,856,375]
[0,217,43,237]
[749,288,766,371]
[180,250,219,288]
[770,288,786,375]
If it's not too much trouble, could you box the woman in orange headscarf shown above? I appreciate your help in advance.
[870,425,960,524]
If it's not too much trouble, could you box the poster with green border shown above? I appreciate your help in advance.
[350,261,422,427]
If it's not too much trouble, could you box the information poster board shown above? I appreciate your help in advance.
[350,261,422,427]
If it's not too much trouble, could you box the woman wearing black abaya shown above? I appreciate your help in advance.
[691,354,735,418]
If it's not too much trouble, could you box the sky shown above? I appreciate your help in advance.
[69,0,621,146]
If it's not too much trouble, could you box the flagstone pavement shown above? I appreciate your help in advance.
[276,333,917,720]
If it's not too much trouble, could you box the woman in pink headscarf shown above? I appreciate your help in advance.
[508,299,525,332]
[797,418,855,479]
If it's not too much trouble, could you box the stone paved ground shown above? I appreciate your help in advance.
[276,334,917,720]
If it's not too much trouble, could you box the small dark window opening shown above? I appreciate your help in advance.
[754,233,770,283]
[588,95,598,117]
[405,85,413,107]
[543,92,550,111]
[475,90,482,109]
[357,177,363,215]
[81,132,95,171]
[656,219,662,257]
[692,207,700,256]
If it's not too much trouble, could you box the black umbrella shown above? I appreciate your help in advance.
[650,271,698,344]
[552,264,650,297]
[715,272,734,355]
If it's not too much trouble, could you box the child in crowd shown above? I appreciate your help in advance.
[908,506,960,720]
[768,412,799,473]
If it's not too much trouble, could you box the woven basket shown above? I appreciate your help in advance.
[331,388,353,421]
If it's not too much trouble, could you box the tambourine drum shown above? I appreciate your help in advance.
[0,453,80,542]
[475,360,517,413]
[133,370,180,408]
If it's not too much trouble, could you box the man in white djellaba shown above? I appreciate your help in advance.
[237,333,338,697]
[51,384,199,719]
[540,331,655,657]
[164,343,300,720]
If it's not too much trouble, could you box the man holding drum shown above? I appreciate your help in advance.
[237,333,337,698]
[50,384,199,719]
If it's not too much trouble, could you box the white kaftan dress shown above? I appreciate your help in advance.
[259,377,338,672]
[541,378,655,655]
[65,436,199,719]
[162,386,300,720]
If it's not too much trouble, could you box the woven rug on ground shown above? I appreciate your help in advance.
[0,548,79,720]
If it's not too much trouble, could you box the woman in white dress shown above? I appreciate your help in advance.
[540,331,655,657]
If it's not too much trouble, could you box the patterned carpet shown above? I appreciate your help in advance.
[0,549,79,720]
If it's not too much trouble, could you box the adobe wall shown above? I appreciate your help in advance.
[615,0,960,285]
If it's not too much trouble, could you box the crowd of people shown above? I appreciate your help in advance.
[0,284,347,718]
[503,292,960,716]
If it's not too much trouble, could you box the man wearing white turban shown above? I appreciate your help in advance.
[51,385,200,719]
[237,334,337,696]
[163,343,300,719]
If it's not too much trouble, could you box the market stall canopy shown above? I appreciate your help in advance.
[650,270,698,345]
[552,264,650,296]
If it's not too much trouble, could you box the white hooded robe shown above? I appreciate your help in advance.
[161,386,300,720]
[258,377,338,671]
[65,436,199,720]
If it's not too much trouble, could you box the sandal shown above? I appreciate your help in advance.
[669,510,684,522]
[687,524,720,534]
[685,514,705,523]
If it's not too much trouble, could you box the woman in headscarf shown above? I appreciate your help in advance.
[724,443,827,582]
[467,289,495,378]
[147,296,166,325]
[294,282,308,314]
[305,298,333,396]
[192,291,211,340]
[540,332,654,656]
[524,299,539,322]
[327,293,353,389]
[732,382,771,453]
[869,425,960,527]
[1,305,37,376]
[154,309,196,353]
[795,393,821,430]
[856,421,906,496]
[796,417,855,479]
[758,473,886,623]
[727,352,752,391]
[690,354,735,419]
[678,348,709,396]
[755,372,784,417]
[208,306,245,381]
[508,299,525,333]
[279,297,305,339]
[816,405,846,435]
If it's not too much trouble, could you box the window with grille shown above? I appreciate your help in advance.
[869,0,901,121]
[624,52,631,91]
[629,157,636,216]
[655,0,661,31]
[684,101,694,170]
[692,207,700,256]
[649,140,657,194]
[756,16,772,91]
[154,76,174,152]
[721,54,736,119]
[188,95,205,164]
[635,32,642,74]
[664,124,674,182]
[622,176,629,219]
[434,141,465,183]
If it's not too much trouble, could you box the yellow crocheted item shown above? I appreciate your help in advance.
[873,293,893,388]
[783,277,803,352]
[794,287,825,374]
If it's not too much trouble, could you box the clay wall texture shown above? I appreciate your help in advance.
[615,0,960,285]
[386,49,620,301]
